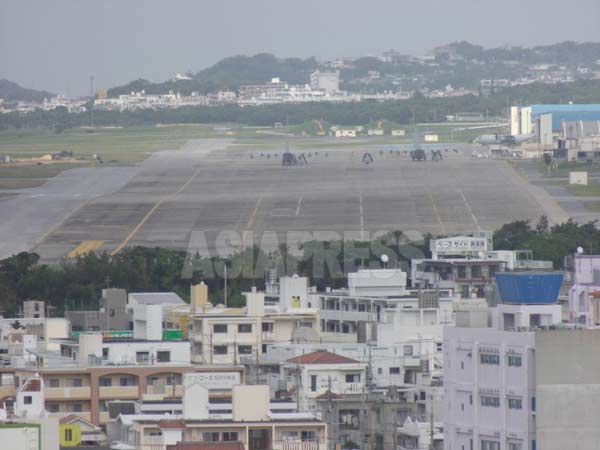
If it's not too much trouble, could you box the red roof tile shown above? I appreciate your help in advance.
[167,442,245,450]
[286,350,360,365]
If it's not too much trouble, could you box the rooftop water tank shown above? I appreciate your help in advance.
[495,272,563,304]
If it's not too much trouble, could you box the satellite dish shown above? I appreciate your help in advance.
[381,254,389,263]
[577,247,584,254]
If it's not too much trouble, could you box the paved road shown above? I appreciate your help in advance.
[25,140,565,260]
[0,166,141,260]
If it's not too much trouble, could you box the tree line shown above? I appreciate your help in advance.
[0,219,598,315]
[3,80,600,133]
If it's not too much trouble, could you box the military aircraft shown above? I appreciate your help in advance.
[473,131,535,146]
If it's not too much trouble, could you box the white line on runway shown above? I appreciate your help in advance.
[359,191,365,240]
[460,189,482,231]
[295,197,303,217]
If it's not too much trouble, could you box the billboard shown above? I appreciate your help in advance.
[431,236,488,254]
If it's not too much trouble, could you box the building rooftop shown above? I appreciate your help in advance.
[128,292,186,306]
[286,350,360,365]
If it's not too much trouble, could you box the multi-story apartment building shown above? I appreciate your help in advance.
[0,304,243,426]
[443,272,567,450]
[187,282,320,365]
[108,381,327,450]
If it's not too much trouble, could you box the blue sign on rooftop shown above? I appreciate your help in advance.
[495,272,563,305]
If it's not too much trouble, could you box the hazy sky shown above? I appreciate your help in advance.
[2,0,600,96]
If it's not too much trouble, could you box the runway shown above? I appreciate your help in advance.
[7,138,564,260]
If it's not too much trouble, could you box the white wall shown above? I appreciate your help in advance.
[444,326,536,450]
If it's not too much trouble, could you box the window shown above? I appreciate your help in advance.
[471,266,482,278]
[203,432,220,442]
[508,398,522,410]
[262,344,267,353]
[403,345,413,356]
[481,440,500,450]
[24,396,32,405]
[136,351,150,364]
[481,396,500,407]
[461,361,464,370]
[213,324,228,333]
[222,432,238,441]
[64,429,73,442]
[214,345,228,355]
[377,368,382,375]
[157,351,171,363]
[531,397,536,412]
[508,443,522,450]
[389,367,400,375]
[238,345,252,355]
[262,322,273,332]
[238,323,252,333]
[480,354,500,365]
[70,378,82,387]
[47,378,59,388]
[345,374,360,383]
[469,394,473,405]
[102,348,109,360]
[311,375,317,392]
[301,431,316,441]
[46,403,59,413]
[436,342,443,352]
[120,377,132,387]
[72,403,83,412]
[508,355,522,367]
[100,378,112,387]
[300,322,313,328]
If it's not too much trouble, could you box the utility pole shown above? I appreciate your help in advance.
[429,391,435,450]
[224,263,228,307]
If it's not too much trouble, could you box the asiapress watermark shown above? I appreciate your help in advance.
[180,229,427,281]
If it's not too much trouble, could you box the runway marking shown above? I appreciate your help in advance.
[67,240,104,258]
[359,191,365,241]
[428,192,447,235]
[111,166,202,255]
[295,197,303,217]
[459,189,482,231]
[245,195,263,230]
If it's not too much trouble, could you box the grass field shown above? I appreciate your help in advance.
[0,125,225,164]
[0,125,230,188]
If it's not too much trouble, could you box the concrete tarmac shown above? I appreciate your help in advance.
[5,139,566,260]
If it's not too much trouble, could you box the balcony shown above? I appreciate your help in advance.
[273,440,323,450]
[45,386,91,400]
[146,384,182,397]
[343,383,363,394]
[99,385,139,399]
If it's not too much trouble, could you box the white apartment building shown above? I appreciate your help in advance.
[568,253,600,326]
[444,273,564,450]
[108,379,328,450]
[281,350,366,411]
[189,285,320,365]
[310,70,340,93]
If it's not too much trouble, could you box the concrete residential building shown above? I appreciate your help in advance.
[568,253,600,326]
[412,234,552,299]
[443,272,565,450]
[66,288,128,332]
[189,281,320,366]
[107,380,327,450]
[310,70,340,93]
[280,351,366,411]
